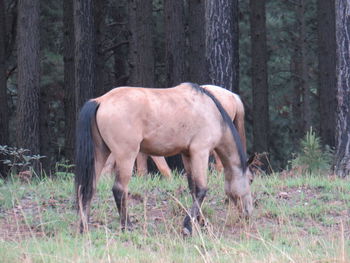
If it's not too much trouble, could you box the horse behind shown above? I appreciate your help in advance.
[104,84,248,177]
[75,82,253,235]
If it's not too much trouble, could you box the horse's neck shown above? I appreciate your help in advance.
[215,138,242,175]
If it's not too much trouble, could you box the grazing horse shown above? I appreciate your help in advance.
[104,84,247,177]
[75,82,253,234]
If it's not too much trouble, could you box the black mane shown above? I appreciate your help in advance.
[188,83,247,172]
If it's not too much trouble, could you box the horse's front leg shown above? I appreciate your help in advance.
[182,155,204,224]
[182,151,209,236]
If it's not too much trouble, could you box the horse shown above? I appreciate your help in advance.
[103,84,247,177]
[75,82,254,235]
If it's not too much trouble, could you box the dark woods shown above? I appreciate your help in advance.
[0,0,349,176]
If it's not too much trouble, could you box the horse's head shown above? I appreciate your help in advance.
[232,153,260,218]
[222,159,255,219]
[224,153,258,219]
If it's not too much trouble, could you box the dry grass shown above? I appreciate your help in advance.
[0,172,349,262]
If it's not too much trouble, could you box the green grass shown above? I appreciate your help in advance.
[0,172,349,262]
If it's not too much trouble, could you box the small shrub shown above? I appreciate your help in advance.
[0,145,45,175]
[54,159,75,178]
[290,128,333,175]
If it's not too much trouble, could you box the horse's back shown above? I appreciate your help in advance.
[200,85,244,120]
[94,83,223,156]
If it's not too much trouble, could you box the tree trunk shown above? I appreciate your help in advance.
[16,0,40,168]
[63,0,75,163]
[114,49,128,86]
[94,0,106,96]
[205,0,239,92]
[74,0,96,113]
[164,0,186,170]
[0,0,8,176]
[317,0,336,148]
[164,0,186,86]
[250,0,269,153]
[296,0,311,134]
[39,87,51,173]
[334,0,350,177]
[128,0,154,87]
[187,0,207,84]
[291,53,303,142]
[110,0,128,87]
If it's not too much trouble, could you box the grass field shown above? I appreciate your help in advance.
[0,170,349,263]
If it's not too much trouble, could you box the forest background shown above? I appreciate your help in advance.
[0,0,349,177]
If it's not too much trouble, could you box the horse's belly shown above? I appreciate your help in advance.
[139,137,188,157]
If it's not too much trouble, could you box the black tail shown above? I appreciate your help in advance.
[189,83,247,172]
[75,100,100,209]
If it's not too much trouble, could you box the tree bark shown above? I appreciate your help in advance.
[164,0,186,86]
[291,53,303,141]
[63,0,75,163]
[0,0,8,176]
[250,0,269,153]
[128,0,154,87]
[187,0,207,84]
[74,0,96,113]
[205,0,239,92]
[296,0,311,134]
[94,0,106,96]
[109,0,128,87]
[16,0,40,161]
[0,0,8,145]
[163,0,187,170]
[334,0,350,177]
[317,0,336,148]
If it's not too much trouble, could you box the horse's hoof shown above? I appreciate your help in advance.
[182,227,192,237]
[199,218,209,228]
[79,222,89,233]
[127,224,134,231]
[121,221,134,232]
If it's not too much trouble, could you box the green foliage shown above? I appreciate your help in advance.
[237,0,320,169]
[54,159,75,178]
[0,145,45,174]
[290,128,333,175]
[3,0,332,173]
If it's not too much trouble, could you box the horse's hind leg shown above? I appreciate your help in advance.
[151,156,171,178]
[78,126,110,233]
[213,151,224,173]
[136,152,148,176]
[182,150,209,236]
[112,150,138,230]
[79,142,110,232]
[101,153,116,177]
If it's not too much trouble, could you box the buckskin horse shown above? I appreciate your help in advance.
[104,84,247,177]
[75,82,254,235]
